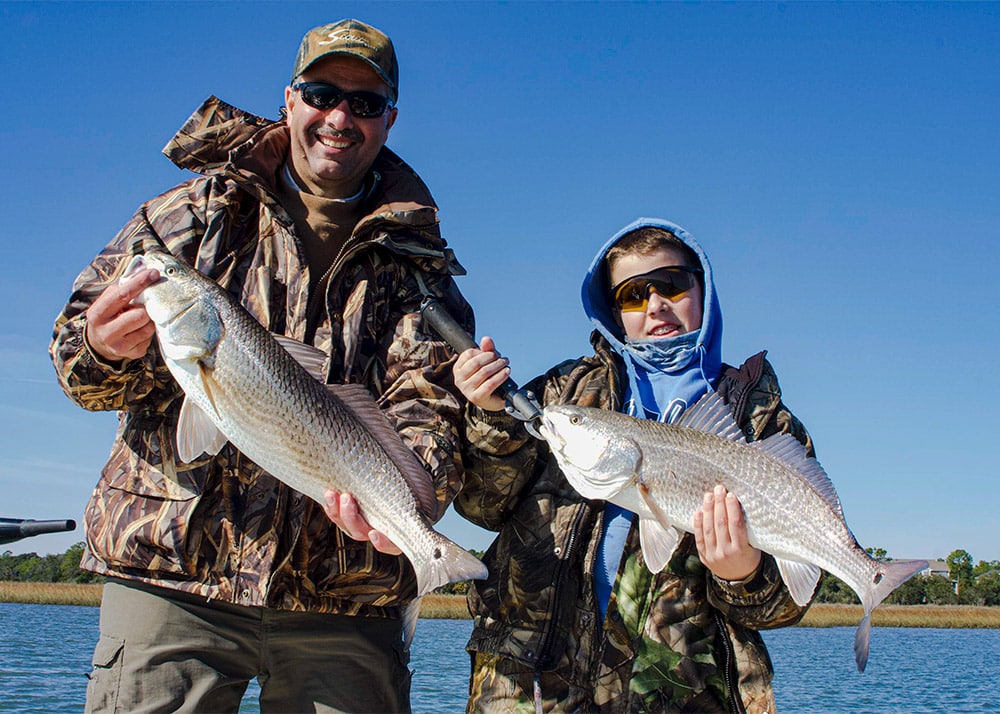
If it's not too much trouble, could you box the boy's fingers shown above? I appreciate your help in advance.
[713,485,730,546]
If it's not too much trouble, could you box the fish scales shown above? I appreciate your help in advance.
[203,298,414,522]
[631,420,856,577]
[539,398,926,672]
[124,251,486,644]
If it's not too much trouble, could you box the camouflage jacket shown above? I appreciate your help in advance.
[455,335,816,713]
[50,96,473,617]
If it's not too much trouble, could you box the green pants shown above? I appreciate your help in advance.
[85,579,411,713]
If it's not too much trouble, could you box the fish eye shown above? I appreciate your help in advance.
[165,267,176,276]
[569,415,582,425]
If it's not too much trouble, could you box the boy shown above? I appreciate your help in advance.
[453,218,816,713]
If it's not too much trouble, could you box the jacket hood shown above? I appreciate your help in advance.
[581,217,723,418]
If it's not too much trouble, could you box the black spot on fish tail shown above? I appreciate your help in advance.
[434,547,442,560]
[873,573,883,585]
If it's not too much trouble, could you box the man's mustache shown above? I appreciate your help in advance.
[315,127,364,143]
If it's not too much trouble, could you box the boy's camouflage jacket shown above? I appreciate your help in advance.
[50,96,473,618]
[455,334,816,713]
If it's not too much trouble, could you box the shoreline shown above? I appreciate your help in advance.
[2,582,999,628]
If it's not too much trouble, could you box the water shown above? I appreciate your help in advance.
[1,602,996,712]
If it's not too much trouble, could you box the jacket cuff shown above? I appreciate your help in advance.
[81,317,132,375]
[710,554,781,604]
[465,404,529,455]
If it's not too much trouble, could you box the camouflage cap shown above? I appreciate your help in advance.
[292,19,399,102]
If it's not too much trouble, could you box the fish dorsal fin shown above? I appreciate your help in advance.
[751,434,844,518]
[675,390,746,444]
[176,395,228,463]
[326,382,438,521]
[273,334,328,383]
[774,557,822,607]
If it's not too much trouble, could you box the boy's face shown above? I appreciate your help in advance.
[609,246,704,340]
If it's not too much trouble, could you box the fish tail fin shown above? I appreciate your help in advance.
[854,613,873,673]
[416,537,489,598]
[855,558,927,672]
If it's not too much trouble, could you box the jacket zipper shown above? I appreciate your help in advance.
[534,502,589,672]
[713,608,746,714]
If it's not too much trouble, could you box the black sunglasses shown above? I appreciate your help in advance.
[612,266,703,312]
[292,82,394,118]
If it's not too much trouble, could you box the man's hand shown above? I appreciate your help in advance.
[453,336,509,412]
[84,268,161,362]
[693,485,762,582]
[322,490,402,556]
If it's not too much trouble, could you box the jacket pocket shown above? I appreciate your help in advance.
[85,413,210,575]
[85,635,124,713]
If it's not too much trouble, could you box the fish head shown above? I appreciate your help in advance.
[540,405,642,501]
[121,251,223,364]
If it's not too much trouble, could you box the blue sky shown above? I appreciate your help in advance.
[2,2,998,564]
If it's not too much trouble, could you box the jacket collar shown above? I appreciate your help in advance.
[161,96,463,275]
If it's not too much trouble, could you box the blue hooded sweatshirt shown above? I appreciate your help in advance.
[580,218,724,619]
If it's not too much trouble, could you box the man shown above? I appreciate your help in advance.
[50,19,472,713]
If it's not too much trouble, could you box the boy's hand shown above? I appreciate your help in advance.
[454,336,509,412]
[323,490,402,555]
[84,268,161,362]
[693,485,762,582]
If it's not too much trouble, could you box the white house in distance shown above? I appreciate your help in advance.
[922,560,950,578]
[921,559,958,594]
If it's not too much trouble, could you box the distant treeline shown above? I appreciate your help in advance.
[818,548,1000,607]
[3,544,998,607]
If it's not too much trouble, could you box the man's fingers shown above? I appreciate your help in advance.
[116,321,157,359]
[117,268,160,304]
[322,491,402,555]
[369,530,403,556]
[88,269,158,324]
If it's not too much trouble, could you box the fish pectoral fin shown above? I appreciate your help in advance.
[775,558,822,607]
[638,517,681,573]
[273,334,329,383]
[176,396,228,463]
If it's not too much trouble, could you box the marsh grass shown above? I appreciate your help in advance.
[2,584,997,628]
[420,594,472,619]
[0,582,102,606]
[802,603,1000,629]
[0,583,476,619]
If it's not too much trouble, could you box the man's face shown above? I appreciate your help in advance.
[284,55,397,199]
[609,246,704,341]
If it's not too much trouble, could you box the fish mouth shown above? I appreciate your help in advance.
[121,254,148,281]
[538,415,563,450]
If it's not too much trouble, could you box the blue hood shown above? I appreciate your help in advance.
[581,217,723,420]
